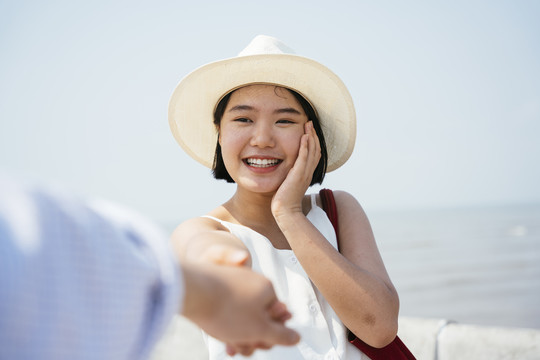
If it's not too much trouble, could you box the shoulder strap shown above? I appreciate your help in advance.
[319,188,340,250]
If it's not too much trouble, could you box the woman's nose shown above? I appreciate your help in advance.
[250,123,274,148]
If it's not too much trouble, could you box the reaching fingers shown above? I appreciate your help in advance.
[226,344,256,356]
[268,300,292,323]
[264,320,301,347]
[226,342,273,357]
[252,280,300,347]
[225,344,237,356]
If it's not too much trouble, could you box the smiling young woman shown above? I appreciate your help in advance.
[167,35,400,359]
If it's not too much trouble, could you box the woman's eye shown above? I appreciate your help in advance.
[277,119,295,124]
[234,118,251,123]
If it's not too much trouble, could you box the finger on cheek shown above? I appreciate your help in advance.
[300,134,308,150]
[305,121,313,134]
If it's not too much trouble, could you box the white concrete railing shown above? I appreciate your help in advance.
[398,317,540,360]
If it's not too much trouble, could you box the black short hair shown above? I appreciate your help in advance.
[212,86,327,185]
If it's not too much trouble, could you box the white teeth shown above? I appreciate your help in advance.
[246,158,280,167]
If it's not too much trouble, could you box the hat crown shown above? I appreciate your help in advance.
[238,35,296,57]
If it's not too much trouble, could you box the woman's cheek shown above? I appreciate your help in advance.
[288,133,304,161]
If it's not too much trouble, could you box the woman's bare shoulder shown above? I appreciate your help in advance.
[332,189,360,205]
[314,189,362,211]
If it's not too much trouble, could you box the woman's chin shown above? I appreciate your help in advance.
[236,177,281,194]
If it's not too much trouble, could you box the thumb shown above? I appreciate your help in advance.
[203,246,250,266]
[225,249,250,266]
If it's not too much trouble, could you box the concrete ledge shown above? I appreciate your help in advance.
[438,322,540,360]
[398,317,540,360]
[397,317,443,359]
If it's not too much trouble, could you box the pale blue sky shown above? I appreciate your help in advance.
[1,0,539,224]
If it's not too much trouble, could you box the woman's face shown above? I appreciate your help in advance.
[218,84,309,193]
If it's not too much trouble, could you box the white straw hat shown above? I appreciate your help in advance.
[168,35,356,172]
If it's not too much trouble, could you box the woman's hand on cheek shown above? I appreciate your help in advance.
[272,121,321,219]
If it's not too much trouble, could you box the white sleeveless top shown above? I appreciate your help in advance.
[203,194,366,360]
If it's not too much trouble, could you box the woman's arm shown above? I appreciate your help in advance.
[271,122,398,347]
[275,191,399,348]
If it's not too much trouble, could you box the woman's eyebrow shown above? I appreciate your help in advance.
[274,107,302,115]
[227,104,254,112]
[227,105,302,115]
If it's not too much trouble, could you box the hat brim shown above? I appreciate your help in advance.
[168,54,356,172]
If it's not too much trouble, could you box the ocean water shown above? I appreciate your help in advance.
[370,203,540,330]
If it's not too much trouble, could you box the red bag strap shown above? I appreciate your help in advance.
[319,188,340,250]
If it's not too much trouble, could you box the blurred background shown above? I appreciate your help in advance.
[1,0,539,330]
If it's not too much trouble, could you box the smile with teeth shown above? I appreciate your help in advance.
[245,158,281,168]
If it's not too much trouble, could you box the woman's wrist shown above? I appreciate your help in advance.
[273,209,306,232]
